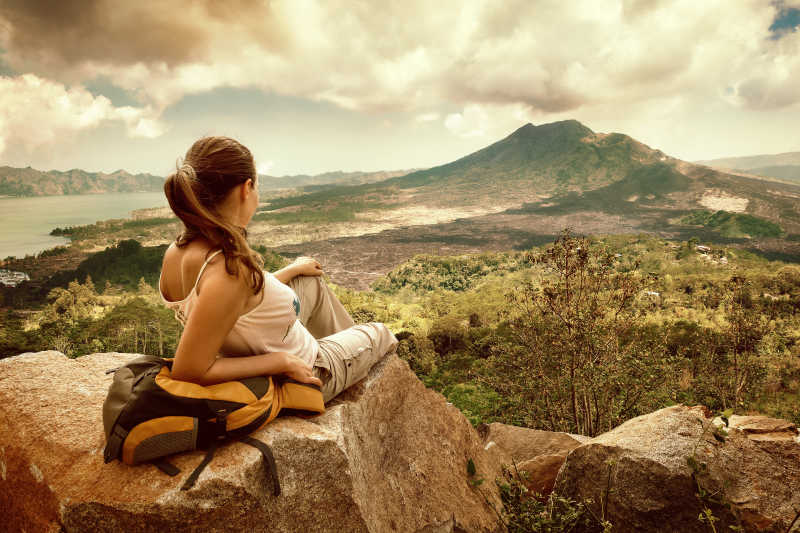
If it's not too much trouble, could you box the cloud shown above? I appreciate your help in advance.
[415,112,440,123]
[0,73,164,157]
[1,0,799,146]
[0,0,285,73]
[256,159,275,175]
[445,105,490,138]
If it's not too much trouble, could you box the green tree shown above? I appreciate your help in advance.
[38,277,101,356]
[41,276,100,325]
[720,275,767,409]
[483,231,669,436]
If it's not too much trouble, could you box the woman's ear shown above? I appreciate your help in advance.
[241,179,254,200]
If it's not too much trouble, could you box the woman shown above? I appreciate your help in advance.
[158,136,398,403]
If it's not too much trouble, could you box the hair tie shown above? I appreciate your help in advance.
[175,161,197,183]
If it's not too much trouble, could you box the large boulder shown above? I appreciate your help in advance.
[554,405,800,532]
[479,423,589,499]
[717,414,799,441]
[515,455,567,498]
[0,350,505,533]
[479,423,588,462]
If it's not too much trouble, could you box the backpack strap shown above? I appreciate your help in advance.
[178,436,281,496]
[153,459,180,477]
[181,440,219,491]
[103,425,129,463]
[239,436,281,497]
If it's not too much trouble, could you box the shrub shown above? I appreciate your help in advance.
[496,466,611,532]
[482,230,671,436]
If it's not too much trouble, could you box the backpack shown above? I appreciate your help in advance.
[102,354,325,493]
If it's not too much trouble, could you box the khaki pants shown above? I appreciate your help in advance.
[288,275,399,403]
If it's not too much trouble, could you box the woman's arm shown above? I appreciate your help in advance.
[170,260,321,386]
[273,256,323,284]
[194,351,318,386]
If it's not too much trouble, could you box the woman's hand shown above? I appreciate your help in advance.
[291,256,323,276]
[273,256,323,284]
[283,353,323,386]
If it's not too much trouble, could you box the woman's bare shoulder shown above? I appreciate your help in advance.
[161,240,228,300]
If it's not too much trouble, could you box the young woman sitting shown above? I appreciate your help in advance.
[158,136,398,402]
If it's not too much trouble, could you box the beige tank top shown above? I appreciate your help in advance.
[158,249,319,366]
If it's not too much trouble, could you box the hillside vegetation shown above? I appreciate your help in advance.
[345,233,800,432]
[4,233,798,436]
[680,210,784,238]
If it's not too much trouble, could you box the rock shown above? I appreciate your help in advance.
[714,415,799,442]
[479,423,587,462]
[554,405,800,533]
[478,423,589,501]
[516,455,566,498]
[0,350,505,533]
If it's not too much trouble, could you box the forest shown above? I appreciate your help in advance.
[2,231,798,435]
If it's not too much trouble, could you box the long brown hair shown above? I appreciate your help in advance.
[164,136,265,295]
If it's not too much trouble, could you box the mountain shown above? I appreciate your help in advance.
[744,165,800,182]
[0,165,417,197]
[375,120,675,205]
[262,120,800,248]
[0,166,165,196]
[696,152,800,184]
[258,169,420,192]
[263,120,678,211]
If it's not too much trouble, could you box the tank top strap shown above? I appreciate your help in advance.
[193,249,224,292]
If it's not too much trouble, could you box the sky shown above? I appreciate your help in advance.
[0,0,799,177]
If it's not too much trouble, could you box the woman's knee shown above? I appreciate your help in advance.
[365,322,399,357]
[292,274,321,289]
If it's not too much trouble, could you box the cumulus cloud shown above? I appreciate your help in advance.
[0,74,164,157]
[0,0,798,147]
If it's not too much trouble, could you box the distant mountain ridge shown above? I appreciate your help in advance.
[0,165,421,197]
[258,169,420,192]
[696,152,800,184]
[0,166,165,197]
[696,152,800,169]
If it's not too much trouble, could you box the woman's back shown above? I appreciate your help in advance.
[159,240,262,315]
[158,240,319,364]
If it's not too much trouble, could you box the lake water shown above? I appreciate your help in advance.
[0,192,168,259]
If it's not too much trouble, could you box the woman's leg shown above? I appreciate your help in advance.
[313,322,399,403]
[289,275,355,338]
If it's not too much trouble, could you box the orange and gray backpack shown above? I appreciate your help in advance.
[102,354,325,493]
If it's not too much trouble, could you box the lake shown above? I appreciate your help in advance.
[0,192,168,259]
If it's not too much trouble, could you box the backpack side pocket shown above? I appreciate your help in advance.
[123,416,199,465]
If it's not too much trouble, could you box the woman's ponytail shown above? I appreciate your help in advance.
[164,137,265,295]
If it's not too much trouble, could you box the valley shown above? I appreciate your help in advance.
[6,119,800,294]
